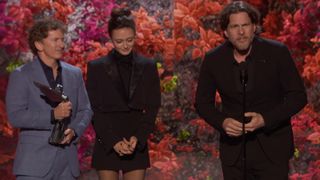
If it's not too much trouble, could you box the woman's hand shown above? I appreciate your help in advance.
[113,140,132,156]
[123,136,138,152]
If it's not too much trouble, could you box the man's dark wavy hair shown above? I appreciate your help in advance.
[28,18,66,55]
[219,1,260,31]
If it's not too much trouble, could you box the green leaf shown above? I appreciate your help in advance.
[6,60,24,73]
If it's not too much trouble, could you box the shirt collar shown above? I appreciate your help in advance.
[37,56,62,72]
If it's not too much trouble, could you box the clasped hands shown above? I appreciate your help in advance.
[222,112,265,137]
[113,136,138,156]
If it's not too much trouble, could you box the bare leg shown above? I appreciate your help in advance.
[123,169,146,180]
[98,170,119,180]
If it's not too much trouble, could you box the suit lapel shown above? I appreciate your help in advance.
[250,37,267,63]
[129,53,145,100]
[103,50,146,101]
[30,57,50,87]
[103,53,128,101]
[60,62,72,98]
[246,37,267,93]
[103,55,119,85]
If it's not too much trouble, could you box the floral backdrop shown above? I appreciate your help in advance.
[0,0,319,180]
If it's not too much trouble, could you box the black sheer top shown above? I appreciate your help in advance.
[114,50,133,102]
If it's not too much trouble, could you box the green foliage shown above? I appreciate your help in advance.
[294,148,300,158]
[162,75,178,93]
[177,129,191,141]
[6,60,23,73]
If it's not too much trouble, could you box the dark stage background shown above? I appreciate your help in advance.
[0,0,319,179]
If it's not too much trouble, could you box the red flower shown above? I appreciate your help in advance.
[0,100,14,137]
[176,145,194,152]
[307,132,320,144]
[172,108,183,120]
[192,48,203,60]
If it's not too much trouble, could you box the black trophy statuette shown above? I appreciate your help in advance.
[48,118,67,145]
[34,81,69,145]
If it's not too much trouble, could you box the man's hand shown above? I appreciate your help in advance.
[60,128,75,144]
[54,101,72,120]
[244,112,265,132]
[222,118,243,137]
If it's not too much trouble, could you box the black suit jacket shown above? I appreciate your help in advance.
[87,50,161,152]
[195,37,307,165]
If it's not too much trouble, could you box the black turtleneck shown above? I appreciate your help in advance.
[114,50,133,101]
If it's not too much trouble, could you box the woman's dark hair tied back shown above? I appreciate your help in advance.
[111,7,132,19]
[108,7,136,37]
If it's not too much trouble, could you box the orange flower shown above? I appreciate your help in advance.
[192,48,203,60]
[176,145,194,152]
[0,100,14,137]
[307,132,320,144]
[52,2,74,21]
[86,41,112,61]
[261,11,283,40]
[246,0,263,7]
[132,7,170,59]
[302,49,320,85]
[192,28,224,59]
[206,1,223,14]
[163,39,176,64]
[163,15,173,29]
[189,1,207,18]
[208,31,224,47]
[310,36,320,46]
[172,108,183,120]
[182,15,198,30]
[149,135,179,170]
[155,119,167,133]
[7,5,33,25]
[189,118,214,135]
[20,0,51,13]
[175,2,190,16]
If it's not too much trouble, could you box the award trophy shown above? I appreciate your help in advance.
[34,81,69,145]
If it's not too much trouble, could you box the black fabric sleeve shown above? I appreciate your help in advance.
[134,62,161,151]
[195,55,227,133]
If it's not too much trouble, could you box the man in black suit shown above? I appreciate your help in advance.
[195,1,307,179]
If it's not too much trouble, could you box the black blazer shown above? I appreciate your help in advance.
[87,50,161,152]
[195,37,307,165]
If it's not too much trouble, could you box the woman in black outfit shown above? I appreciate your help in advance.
[86,7,161,180]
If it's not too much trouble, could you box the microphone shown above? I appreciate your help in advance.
[239,62,248,86]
